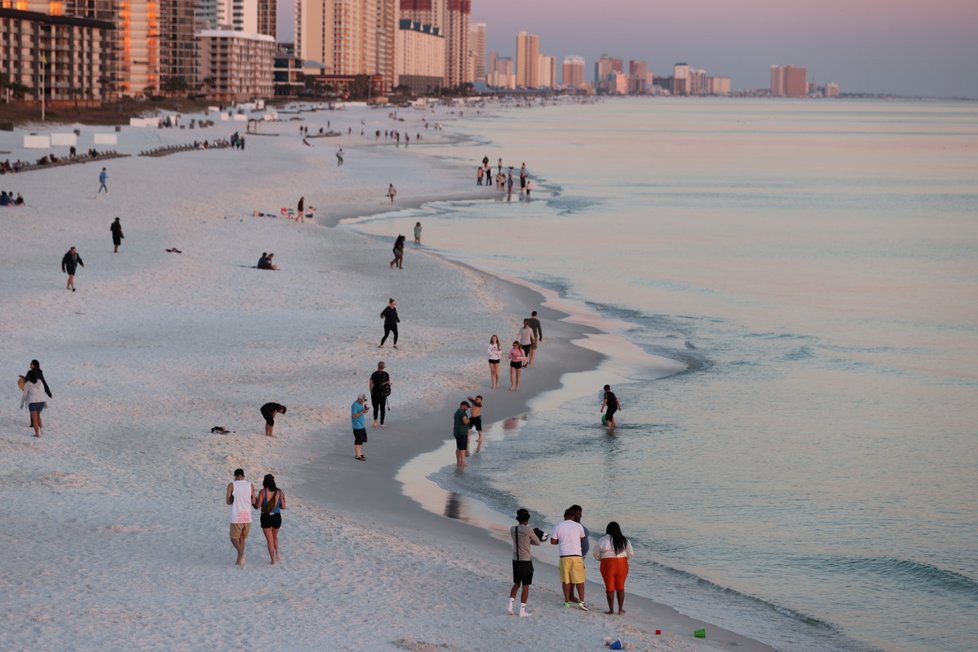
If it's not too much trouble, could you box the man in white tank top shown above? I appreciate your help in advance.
[226,468,254,566]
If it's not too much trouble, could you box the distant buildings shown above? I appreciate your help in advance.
[562,55,585,89]
[468,21,485,82]
[770,64,807,97]
[395,18,445,93]
[486,50,514,89]
[515,31,539,88]
[198,29,275,101]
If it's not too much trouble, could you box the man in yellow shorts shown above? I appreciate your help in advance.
[550,507,589,610]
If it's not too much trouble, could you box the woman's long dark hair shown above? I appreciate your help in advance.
[606,521,628,555]
[263,474,277,492]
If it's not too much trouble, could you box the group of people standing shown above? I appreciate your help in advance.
[508,504,634,617]
[487,311,543,391]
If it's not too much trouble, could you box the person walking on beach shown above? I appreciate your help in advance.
[110,217,124,253]
[507,508,544,617]
[390,234,405,269]
[550,507,589,610]
[352,393,370,460]
[453,400,471,468]
[98,167,108,194]
[601,385,621,428]
[477,166,484,186]
[386,184,397,204]
[61,246,83,292]
[488,334,502,389]
[379,298,399,349]
[413,221,422,245]
[369,361,391,428]
[527,310,543,345]
[508,340,528,391]
[260,402,287,437]
[518,319,536,361]
[20,360,52,437]
[254,473,286,564]
[336,148,344,166]
[593,521,634,615]
[467,395,484,454]
[226,468,255,567]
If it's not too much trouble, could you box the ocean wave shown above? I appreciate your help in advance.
[796,555,978,597]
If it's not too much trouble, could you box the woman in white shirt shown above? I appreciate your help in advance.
[487,334,502,389]
[592,521,634,615]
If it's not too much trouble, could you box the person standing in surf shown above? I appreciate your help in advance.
[601,385,621,428]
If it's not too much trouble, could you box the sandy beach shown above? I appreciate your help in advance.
[0,102,771,651]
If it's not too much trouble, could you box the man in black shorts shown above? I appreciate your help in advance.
[260,402,287,437]
[453,400,470,468]
[601,385,620,428]
[507,508,544,617]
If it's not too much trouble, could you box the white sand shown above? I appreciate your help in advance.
[0,103,770,651]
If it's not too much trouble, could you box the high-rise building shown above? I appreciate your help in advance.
[395,18,444,93]
[594,54,622,92]
[628,59,647,94]
[443,0,469,87]
[297,0,397,89]
[0,7,114,102]
[708,76,730,95]
[198,28,274,100]
[824,82,840,97]
[562,55,584,88]
[257,0,275,37]
[468,21,485,81]
[671,62,689,96]
[689,68,707,95]
[770,64,807,97]
[537,54,554,89]
[487,53,514,89]
[66,0,158,97]
[158,0,201,93]
[515,31,538,88]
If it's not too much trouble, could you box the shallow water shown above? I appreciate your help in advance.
[349,98,978,652]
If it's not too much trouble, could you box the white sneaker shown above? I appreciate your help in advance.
[506,609,514,616]
[519,610,532,618]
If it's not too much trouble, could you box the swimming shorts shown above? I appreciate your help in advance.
[470,416,482,432]
[559,556,586,585]
[260,513,282,529]
[353,428,367,445]
[454,433,468,451]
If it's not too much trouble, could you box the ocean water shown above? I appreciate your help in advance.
[347,98,978,652]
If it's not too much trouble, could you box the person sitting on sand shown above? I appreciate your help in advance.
[256,252,278,270]
[14,192,24,205]
[0,191,9,206]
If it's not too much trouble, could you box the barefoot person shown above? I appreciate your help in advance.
[488,335,502,389]
[601,385,621,428]
[61,246,84,292]
[467,395,484,453]
[593,521,634,614]
[386,184,397,204]
[351,393,370,460]
[453,400,470,468]
[20,360,52,437]
[369,361,391,428]
[507,508,545,618]
[226,468,255,566]
[413,221,422,244]
[254,474,286,564]
[508,340,528,391]
[260,402,287,437]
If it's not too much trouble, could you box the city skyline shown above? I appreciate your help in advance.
[465,0,977,97]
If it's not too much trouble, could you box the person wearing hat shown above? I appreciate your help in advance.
[350,394,370,460]
[453,400,470,467]
[507,508,546,617]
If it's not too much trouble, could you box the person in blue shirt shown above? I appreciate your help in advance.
[351,394,370,460]
[98,167,108,194]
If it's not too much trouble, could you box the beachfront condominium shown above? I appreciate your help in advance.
[468,20,484,82]
[537,54,555,90]
[671,62,689,95]
[198,29,274,100]
[296,0,397,89]
[0,7,114,102]
[562,55,585,89]
[770,64,807,97]
[515,31,539,88]
[64,0,157,97]
[628,59,648,94]
[594,54,622,93]
[395,18,444,92]
[158,0,202,93]
[486,50,514,89]
[399,0,469,88]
